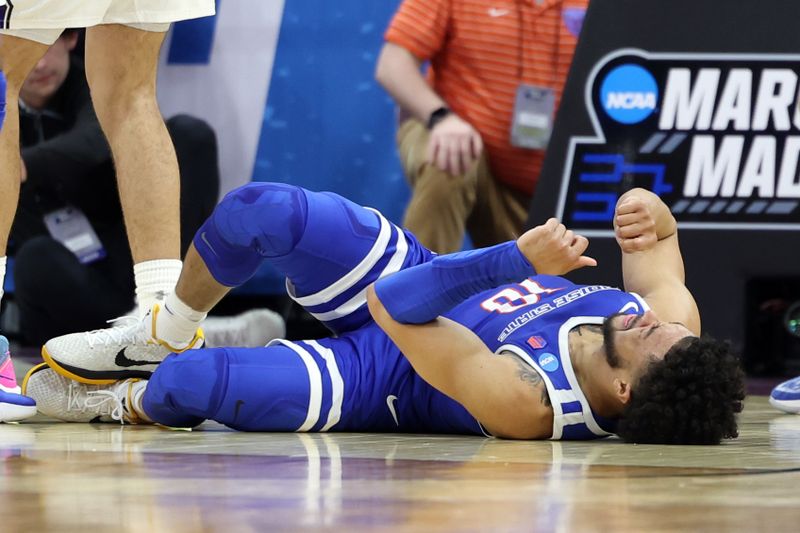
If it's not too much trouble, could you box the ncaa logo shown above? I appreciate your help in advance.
[538,352,559,372]
[600,64,658,124]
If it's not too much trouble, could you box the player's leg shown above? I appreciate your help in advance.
[190,182,431,334]
[26,329,486,434]
[162,181,434,341]
[84,24,182,314]
[42,181,429,384]
[0,33,54,422]
[26,333,404,432]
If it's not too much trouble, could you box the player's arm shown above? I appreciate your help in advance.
[375,42,445,125]
[375,42,482,176]
[367,219,595,439]
[367,286,552,438]
[614,188,701,334]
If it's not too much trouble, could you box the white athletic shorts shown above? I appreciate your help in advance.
[0,0,216,44]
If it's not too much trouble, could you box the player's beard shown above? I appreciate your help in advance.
[602,313,626,368]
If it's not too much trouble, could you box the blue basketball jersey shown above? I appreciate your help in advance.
[446,275,650,440]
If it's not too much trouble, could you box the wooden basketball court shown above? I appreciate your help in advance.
[1,396,798,532]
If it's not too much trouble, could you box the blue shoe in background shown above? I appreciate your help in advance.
[770,376,800,414]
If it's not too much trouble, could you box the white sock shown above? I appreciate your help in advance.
[0,256,6,307]
[155,291,207,348]
[134,259,182,315]
[129,380,153,423]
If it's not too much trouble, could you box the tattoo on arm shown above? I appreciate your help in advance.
[499,352,551,407]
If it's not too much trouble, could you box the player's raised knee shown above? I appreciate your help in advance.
[213,182,309,256]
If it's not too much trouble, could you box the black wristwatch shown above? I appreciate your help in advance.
[426,106,451,130]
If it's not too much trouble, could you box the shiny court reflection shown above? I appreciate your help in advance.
[1,396,800,532]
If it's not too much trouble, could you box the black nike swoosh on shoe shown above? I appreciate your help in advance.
[115,348,156,368]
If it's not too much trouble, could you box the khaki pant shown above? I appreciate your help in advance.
[397,119,530,254]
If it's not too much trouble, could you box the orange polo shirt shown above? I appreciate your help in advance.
[385,0,589,195]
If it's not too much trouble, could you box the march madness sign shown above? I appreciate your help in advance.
[558,49,800,234]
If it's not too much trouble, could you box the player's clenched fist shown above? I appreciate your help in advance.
[613,188,674,254]
[517,218,596,276]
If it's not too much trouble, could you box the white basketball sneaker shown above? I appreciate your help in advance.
[23,363,145,424]
[42,304,204,385]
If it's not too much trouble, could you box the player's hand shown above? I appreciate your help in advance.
[613,191,659,253]
[517,218,597,275]
[426,114,483,176]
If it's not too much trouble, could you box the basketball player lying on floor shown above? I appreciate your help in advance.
[24,183,745,444]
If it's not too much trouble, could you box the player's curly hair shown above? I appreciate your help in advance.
[616,336,746,445]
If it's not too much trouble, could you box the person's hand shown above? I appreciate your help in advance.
[20,157,27,183]
[516,218,596,275]
[613,191,659,253]
[426,114,483,176]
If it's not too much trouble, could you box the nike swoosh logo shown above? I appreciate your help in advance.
[386,395,399,426]
[488,8,510,17]
[199,231,219,257]
[115,348,155,368]
[233,399,245,424]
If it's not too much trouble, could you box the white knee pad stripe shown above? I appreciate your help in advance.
[306,340,344,432]
[279,340,323,432]
[309,227,409,322]
[289,208,390,307]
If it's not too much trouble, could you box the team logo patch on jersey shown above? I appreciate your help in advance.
[527,335,547,349]
[538,352,560,372]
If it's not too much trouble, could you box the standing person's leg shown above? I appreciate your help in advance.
[398,119,478,254]
[465,161,530,249]
[83,24,182,314]
[0,35,50,290]
[0,34,52,422]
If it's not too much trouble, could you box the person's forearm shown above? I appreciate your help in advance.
[370,289,472,385]
[373,241,534,324]
[367,286,491,403]
[375,42,447,123]
[367,285,547,438]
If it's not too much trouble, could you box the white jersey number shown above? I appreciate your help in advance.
[480,279,554,314]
